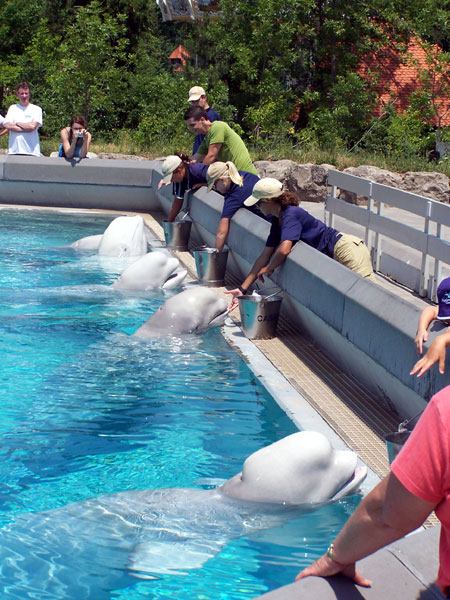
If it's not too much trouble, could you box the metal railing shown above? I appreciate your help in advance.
[326,169,450,300]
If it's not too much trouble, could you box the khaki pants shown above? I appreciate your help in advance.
[333,234,375,281]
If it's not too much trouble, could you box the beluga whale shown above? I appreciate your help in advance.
[70,216,148,257]
[98,215,147,257]
[0,431,367,598]
[133,286,228,337]
[112,251,187,291]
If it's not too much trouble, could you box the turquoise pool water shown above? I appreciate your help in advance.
[0,208,361,599]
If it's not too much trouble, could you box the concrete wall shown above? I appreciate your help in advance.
[2,155,449,419]
[0,155,161,212]
[153,168,450,419]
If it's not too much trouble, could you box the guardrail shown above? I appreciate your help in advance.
[326,169,450,300]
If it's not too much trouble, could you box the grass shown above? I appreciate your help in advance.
[1,130,449,178]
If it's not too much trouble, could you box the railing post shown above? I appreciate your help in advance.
[419,201,432,298]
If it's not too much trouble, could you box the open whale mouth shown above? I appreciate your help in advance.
[331,466,367,501]
[208,308,228,328]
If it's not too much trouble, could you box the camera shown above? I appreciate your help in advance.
[76,131,84,138]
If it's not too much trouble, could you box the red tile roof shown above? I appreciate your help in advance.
[359,38,450,126]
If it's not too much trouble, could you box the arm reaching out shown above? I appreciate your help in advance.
[411,330,450,377]
[415,306,439,355]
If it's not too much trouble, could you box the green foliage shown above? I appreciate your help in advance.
[0,0,448,160]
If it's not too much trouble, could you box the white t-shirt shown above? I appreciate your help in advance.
[0,115,4,126]
[4,103,43,156]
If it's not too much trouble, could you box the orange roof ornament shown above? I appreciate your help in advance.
[156,0,221,22]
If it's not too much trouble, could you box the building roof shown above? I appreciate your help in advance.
[359,38,450,127]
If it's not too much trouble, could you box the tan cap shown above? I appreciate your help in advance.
[188,86,206,102]
[161,155,182,185]
[244,178,283,206]
[206,162,229,191]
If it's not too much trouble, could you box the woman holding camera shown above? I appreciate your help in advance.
[58,115,91,158]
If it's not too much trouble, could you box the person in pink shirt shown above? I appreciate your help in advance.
[296,358,450,596]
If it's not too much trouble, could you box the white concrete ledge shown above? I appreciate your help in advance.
[0,155,161,212]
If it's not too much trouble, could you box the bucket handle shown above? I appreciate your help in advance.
[254,284,283,300]
[398,409,423,432]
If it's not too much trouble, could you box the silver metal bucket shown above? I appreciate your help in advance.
[238,295,283,340]
[162,220,192,251]
[384,430,411,465]
[193,248,228,286]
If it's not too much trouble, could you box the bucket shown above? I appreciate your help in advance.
[162,220,192,251]
[384,430,411,465]
[238,294,283,340]
[193,248,228,286]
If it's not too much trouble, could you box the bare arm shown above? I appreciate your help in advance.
[257,240,293,282]
[225,246,275,311]
[295,472,436,585]
[167,197,184,222]
[411,329,450,377]
[61,127,76,158]
[6,121,40,132]
[201,142,222,166]
[415,305,439,355]
[214,218,230,252]
[78,131,91,158]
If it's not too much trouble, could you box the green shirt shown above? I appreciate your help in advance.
[197,121,258,175]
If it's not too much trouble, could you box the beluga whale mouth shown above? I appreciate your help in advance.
[111,251,187,291]
[133,287,228,338]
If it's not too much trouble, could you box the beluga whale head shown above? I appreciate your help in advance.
[221,431,367,505]
[133,286,228,338]
[97,215,148,257]
[112,251,187,291]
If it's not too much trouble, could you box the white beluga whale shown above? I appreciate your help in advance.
[70,233,103,251]
[133,286,228,337]
[112,251,187,291]
[98,215,148,257]
[0,432,366,597]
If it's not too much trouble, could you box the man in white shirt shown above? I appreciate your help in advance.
[4,82,43,156]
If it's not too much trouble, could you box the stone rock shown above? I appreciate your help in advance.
[97,153,146,161]
[254,159,295,180]
[401,171,450,204]
[341,166,403,204]
[254,160,332,203]
[287,163,331,202]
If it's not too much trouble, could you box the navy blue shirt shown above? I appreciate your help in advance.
[221,171,267,221]
[266,205,341,257]
[193,107,221,154]
[173,162,208,199]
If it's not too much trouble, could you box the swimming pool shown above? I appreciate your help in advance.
[0,208,361,599]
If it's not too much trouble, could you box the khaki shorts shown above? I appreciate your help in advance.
[333,234,375,281]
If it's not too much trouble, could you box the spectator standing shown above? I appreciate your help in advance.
[3,82,42,156]
[187,86,220,154]
[184,106,258,175]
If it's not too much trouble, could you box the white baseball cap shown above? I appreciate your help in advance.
[188,86,206,102]
[161,155,182,184]
[244,178,283,206]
